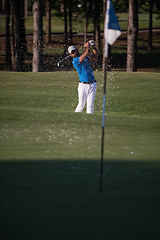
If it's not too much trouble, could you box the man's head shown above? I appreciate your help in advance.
[68,46,79,58]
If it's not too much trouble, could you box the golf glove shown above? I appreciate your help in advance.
[89,40,95,47]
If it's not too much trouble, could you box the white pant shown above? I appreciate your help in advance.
[75,82,97,114]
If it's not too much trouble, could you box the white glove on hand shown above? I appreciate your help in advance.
[89,40,95,47]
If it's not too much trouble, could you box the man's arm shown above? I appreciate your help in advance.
[79,42,90,63]
[89,45,99,61]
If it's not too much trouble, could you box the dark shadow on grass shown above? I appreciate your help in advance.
[0,159,160,240]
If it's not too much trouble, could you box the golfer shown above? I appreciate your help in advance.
[68,41,98,114]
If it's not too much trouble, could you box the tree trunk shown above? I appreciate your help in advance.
[45,0,51,44]
[94,0,100,51]
[126,0,138,72]
[60,0,64,13]
[5,0,12,68]
[21,0,27,54]
[1,0,5,14]
[84,0,91,44]
[84,21,88,44]
[11,3,16,70]
[148,0,153,52]
[25,0,28,17]
[32,0,43,72]
[68,0,72,46]
[64,0,68,54]
[12,0,26,71]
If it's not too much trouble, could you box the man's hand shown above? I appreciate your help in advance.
[89,40,95,47]
[84,42,90,49]
[88,41,98,61]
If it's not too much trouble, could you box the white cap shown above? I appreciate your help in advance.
[68,46,77,54]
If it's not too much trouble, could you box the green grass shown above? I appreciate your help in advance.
[0,71,160,239]
[0,71,159,160]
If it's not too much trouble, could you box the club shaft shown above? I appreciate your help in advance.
[58,55,70,65]
[57,46,84,66]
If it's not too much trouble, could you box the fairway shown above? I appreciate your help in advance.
[0,71,160,239]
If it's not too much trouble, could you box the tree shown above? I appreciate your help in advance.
[68,0,73,46]
[32,0,43,72]
[64,0,68,54]
[126,0,139,72]
[93,0,101,51]
[83,0,92,44]
[148,0,153,52]
[0,0,5,14]
[5,0,11,69]
[25,0,28,17]
[113,0,129,13]
[45,0,51,44]
[11,0,26,71]
[11,2,16,70]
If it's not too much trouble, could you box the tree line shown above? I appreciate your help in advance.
[2,0,160,72]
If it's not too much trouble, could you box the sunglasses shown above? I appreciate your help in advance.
[71,50,77,54]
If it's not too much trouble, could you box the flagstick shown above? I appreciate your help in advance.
[99,0,121,192]
[100,56,108,193]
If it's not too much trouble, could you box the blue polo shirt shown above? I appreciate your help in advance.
[72,57,95,83]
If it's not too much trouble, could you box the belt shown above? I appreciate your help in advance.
[79,80,96,84]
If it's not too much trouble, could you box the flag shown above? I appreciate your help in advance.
[104,0,121,57]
